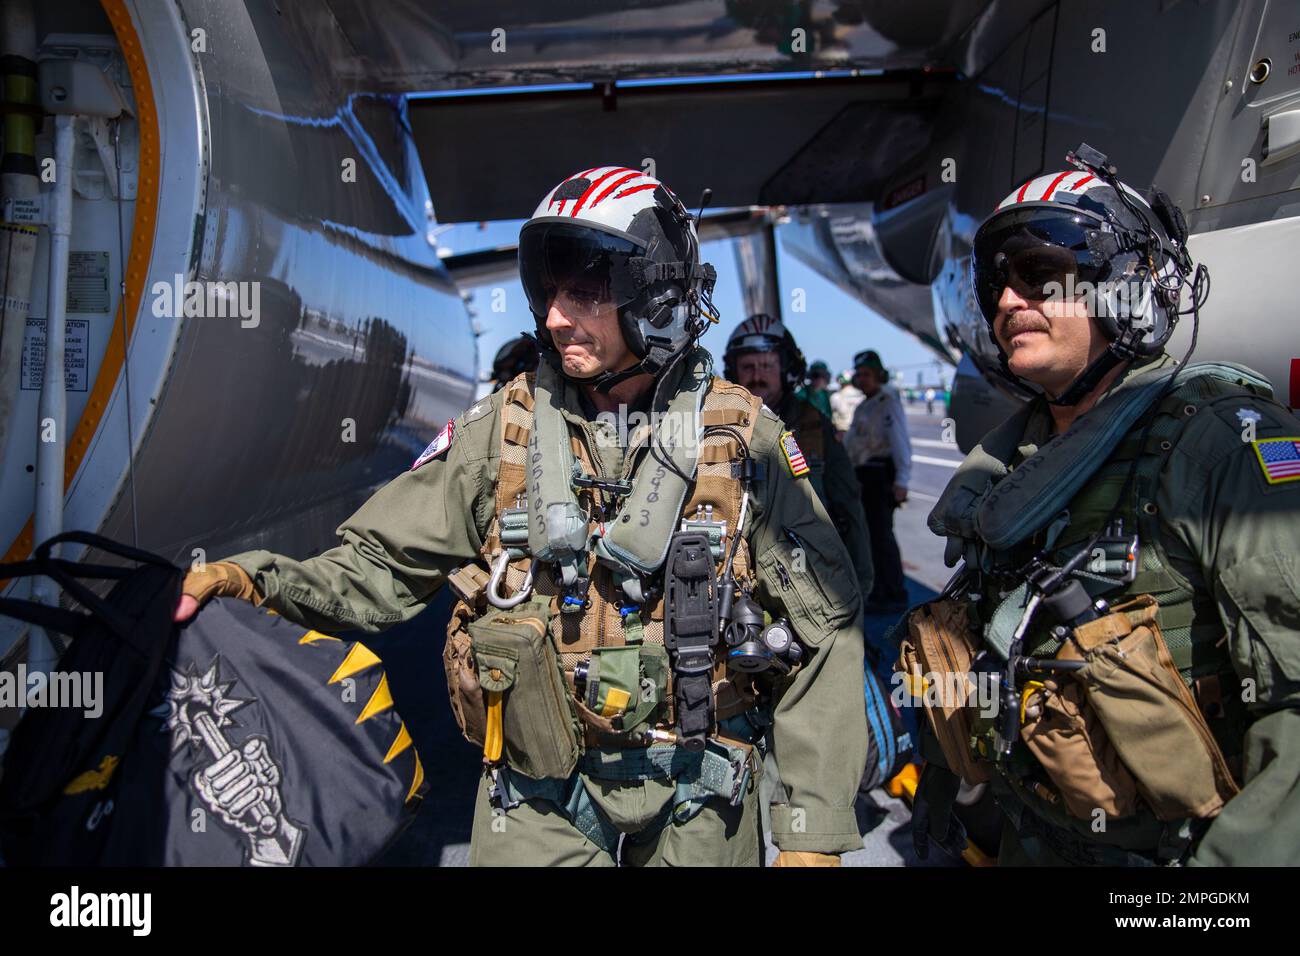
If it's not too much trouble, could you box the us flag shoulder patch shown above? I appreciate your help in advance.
[780,431,810,478]
[412,420,454,470]
[1252,437,1300,484]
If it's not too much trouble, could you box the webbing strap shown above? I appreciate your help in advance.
[578,740,750,807]
[497,767,621,854]
[499,741,752,852]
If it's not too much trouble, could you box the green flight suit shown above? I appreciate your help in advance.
[222,370,868,864]
[931,354,1300,866]
[776,391,875,601]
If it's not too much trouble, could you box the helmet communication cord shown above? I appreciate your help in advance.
[995,144,1212,757]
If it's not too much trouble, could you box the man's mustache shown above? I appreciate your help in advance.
[1001,314,1051,337]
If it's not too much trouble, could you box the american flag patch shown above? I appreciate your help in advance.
[1253,437,1300,484]
[780,431,810,478]
[412,420,454,470]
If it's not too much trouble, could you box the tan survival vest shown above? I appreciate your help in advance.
[444,372,766,751]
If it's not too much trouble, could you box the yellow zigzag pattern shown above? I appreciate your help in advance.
[304,631,422,802]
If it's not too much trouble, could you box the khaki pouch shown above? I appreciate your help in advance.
[895,599,989,785]
[1020,678,1140,820]
[1068,596,1240,821]
[443,587,487,747]
[442,560,495,747]
[469,598,581,781]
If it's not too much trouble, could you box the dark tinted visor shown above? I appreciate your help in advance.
[518,222,643,318]
[970,207,1106,322]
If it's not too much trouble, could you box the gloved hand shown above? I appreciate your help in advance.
[772,851,841,867]
[911,762,968,861]
[173,561,261,622]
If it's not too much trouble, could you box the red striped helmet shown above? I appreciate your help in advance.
[519,166,716,382]
[967,144,1202,407]
[971,162,1187,363]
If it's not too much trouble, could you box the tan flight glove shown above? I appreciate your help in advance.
[772,851,841,867]
[182,561,263,608]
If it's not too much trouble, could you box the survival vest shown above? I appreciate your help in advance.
[918,362,1274,859]
[443,371,766,757]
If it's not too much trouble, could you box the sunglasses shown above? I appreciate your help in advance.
[971,207,1107,322]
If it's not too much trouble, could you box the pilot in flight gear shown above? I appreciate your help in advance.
[913,143,1300,866]
[845,349,912,613]
[724,315,874,600]
[178,167,867,867]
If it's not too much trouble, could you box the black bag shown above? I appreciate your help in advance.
[0,532,425,866]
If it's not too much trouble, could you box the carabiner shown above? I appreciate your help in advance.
[486,551,534,609]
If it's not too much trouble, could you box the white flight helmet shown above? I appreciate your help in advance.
[518,166,717,389]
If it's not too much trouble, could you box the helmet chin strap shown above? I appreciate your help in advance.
[592,360,653,394]
[1044,332,1140,407]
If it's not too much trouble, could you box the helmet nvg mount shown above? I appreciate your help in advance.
[518,166,718,391]
[970,142,1205,406]
[723,313,807,390]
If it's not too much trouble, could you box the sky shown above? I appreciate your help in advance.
[441,218,950,390]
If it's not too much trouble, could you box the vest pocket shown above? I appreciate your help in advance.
[469,601,581,781]
[1068,597,1240,821]
[894,598,990,785]
[1020,679,1140,821]
[443,598,487,748]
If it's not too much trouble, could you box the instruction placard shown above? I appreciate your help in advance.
[20,317,90,392]
[68,251,111,313]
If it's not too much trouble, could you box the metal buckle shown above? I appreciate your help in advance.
[572,474,634,497]
[728,750,751,807]
[486,767,521,812]
[486,550,535,610]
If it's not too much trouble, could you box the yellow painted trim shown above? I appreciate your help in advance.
[406,752,424,803]
[384,721,413,764]
[298,630,342,645]
[2,0,163,574]
[355,673,394,724]
[327,642,382,684]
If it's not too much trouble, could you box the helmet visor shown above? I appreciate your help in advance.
[727,333,784,357]
[518,222,643,320]
[970,207,1107,323]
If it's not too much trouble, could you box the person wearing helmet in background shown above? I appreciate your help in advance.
[798,359,833,419]
[490,335,540,390]
[177,167,866,867]
[912,143,1300,866]
[846,349,912,614]
[724,315,874,600]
